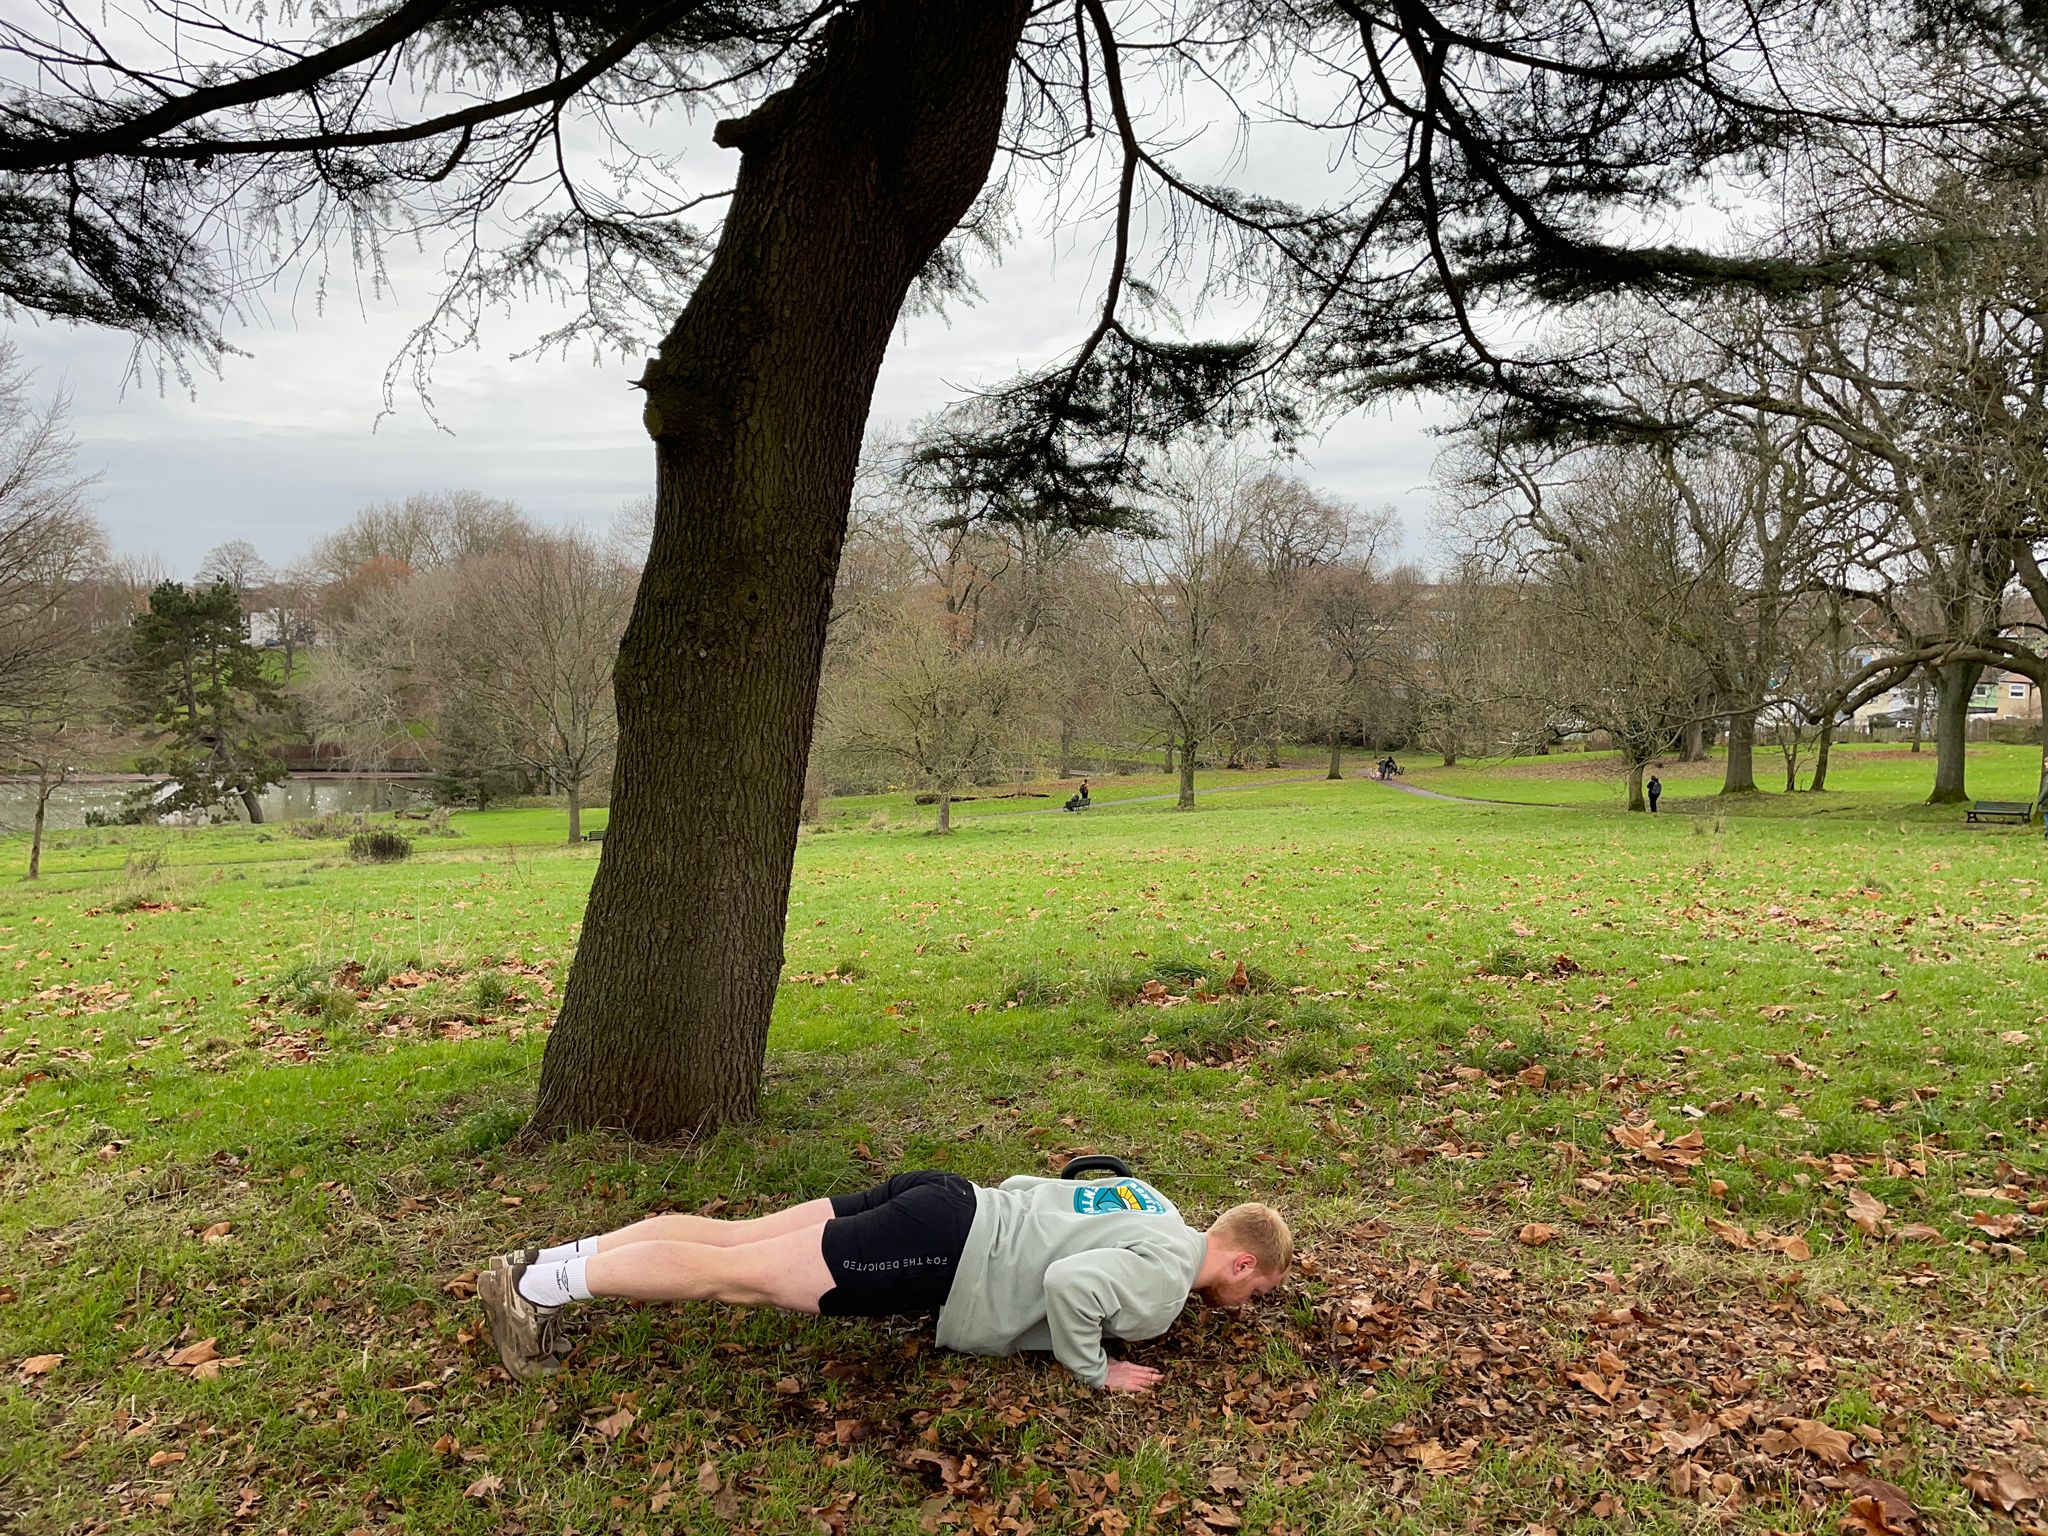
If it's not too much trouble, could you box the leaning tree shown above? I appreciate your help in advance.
[6,0,2043,1136]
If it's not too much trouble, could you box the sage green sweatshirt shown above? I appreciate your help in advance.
[933,1174,1207,1388]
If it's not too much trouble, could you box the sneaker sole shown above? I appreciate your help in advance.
[479,1259,563,1383]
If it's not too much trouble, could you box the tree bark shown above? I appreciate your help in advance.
[1327,734,1343,780]
[28,786,49,879]
[567,779,582,844]
[1928,661,1982,805]
[240,788,264,823]
[1627,760,1646,812]
[1177,740,1197,809]
[524,0,1031,1142]
[1808,719,1833,793]
[935,790,951,834]
[1440,748,1457,767]
[1163,734,1176,777]
[1721,710,1757,794]
[1681,719,1705,762]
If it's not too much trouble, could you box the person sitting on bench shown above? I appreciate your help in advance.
[479,1169,1290,1394]
[1064,780,1091,812]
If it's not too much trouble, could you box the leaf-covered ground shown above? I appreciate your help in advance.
[3,748,2046,1535]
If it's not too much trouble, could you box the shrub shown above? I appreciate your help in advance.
[348,829,413,863]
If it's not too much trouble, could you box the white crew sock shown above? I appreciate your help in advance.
[516,1255,592,1308]
[534,1236,600,1266]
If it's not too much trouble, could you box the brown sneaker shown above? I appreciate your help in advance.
[479,1250,570,1382]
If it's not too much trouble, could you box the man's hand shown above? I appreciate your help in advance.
[1103,1360,1163,1394]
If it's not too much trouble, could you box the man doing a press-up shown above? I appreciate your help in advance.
[479,1169,1291,1393]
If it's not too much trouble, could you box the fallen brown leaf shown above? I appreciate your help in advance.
[464,1473,502,1500]
[1517,1223,1557,1247]
[1963,1466,2045,1512]
[1844,1188,1888,1237]
[1760,1418,1856,1466]
[166,1338,219,1369]
[18,1353,61,1377]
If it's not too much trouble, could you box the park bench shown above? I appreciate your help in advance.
[584,828,605,842]
[1966,800,2036,826]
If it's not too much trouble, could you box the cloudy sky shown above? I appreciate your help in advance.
[10,52,1461,579]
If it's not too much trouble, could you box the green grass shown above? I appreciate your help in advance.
[1401,739,2044,814]
[2,745,2045,1534]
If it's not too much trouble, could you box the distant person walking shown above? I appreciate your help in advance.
[1647,773,1662,814]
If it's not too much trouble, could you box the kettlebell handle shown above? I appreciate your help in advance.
[1060,1154,1134,1181]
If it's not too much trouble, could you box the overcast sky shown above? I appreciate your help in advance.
[8,55,1464,580]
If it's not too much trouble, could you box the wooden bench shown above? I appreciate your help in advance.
[1965,800,2035,825]
[584,828,606,842]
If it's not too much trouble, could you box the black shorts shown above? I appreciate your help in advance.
[819,1170,977,1317]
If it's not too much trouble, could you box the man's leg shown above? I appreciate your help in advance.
[583,1227,834,1313]
[581,1198,837,1252]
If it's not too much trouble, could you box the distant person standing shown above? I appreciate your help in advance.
[1647,773,1662,813]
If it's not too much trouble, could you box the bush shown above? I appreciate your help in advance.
[348,829,413,863]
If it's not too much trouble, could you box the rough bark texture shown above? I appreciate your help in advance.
[1928,661,1982,805]
[1681,719,1704,762]
[1627,761,1646,812]
[1177,749,1196,810]
[525,0,1030,1141]
[567,783,582,844]
[1327,737,1343,780]
[1721,711,1757,794]
[1808,720,1833,793]
[240,788,264,824]
[1163,735,1176,776]
[28,789,48,879]
[935,791,952,835]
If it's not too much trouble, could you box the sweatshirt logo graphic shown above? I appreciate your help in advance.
[1072,1181,1166,1216]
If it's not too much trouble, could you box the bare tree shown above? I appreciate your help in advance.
[194,539,271,604]
[1302,505,1413,778]
[1113,445,1265,809]
[821,595,1035,832]
[0,342,108,873]
[447,533,633,842]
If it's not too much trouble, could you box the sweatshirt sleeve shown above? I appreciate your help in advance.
[1042,1247,1186,1389]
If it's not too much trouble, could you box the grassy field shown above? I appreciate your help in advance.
[3,749,2046,1535]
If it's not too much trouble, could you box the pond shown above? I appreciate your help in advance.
[0,775,437,832]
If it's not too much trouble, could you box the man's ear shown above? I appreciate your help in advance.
[1232,1251,1258,1278]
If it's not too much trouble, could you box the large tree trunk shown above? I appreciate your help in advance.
[1721,710,1757,794]
[1928,661,1982,805]
[1177,744,1197,810]
[567,779,583,844]
[1627,760,1647,812]
[1681,719,1705,762]
[240,788,264,824]
[1808,719,1833,793]
[525,0,1030,1142]
[1327,734,1343,780]
[935,791,951,834]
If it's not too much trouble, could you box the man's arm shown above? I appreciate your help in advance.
[1042,1248,1186,1392]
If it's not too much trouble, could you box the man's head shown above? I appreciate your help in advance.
[1198,1203,1293,1307]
